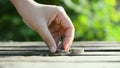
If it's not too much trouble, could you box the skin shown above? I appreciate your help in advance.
[10,0,75,53]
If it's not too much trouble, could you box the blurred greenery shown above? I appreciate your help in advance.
[0,0,120,41]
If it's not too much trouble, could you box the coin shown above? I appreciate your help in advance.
[50,48,84,56]
[51,49,70,56]
[69,48,84,56]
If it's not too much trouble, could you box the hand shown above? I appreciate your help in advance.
[11,0,75,53]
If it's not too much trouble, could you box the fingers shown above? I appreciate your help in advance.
[48,21,61,46]
[52,33,61,46]
[36,19,57,53]
[62,27,74,50]
[56,6,75,50]
[23,18,57,53]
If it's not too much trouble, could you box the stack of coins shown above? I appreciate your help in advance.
[51,49,71,56]
[50,48,84,56]
[70,48,84,56]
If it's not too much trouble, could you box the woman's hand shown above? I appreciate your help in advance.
[10,0,75,53]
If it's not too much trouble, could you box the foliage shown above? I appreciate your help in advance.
[0,0,42,41]
[63,0,120,41]
[0,0,120,41]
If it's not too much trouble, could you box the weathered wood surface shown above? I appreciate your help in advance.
[0,42,120,56]
[0,56,120,62]
[0,42,120,68]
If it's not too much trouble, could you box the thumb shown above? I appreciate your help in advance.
[36,19,57,53]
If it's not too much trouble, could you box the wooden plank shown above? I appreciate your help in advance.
[73,42,120,46]
[0,50,120,56]
[0,47,48,50]
[0,46,120,51]
[0,42,120,46]
[0,56,120,62]
[0,42,120,56]
[0,62,120,68]
[0,56,120,68]
[0,42,45,46]
[1,63,120,68]
[0,42,120,68]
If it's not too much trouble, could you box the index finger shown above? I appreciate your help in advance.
[57,7,75,50]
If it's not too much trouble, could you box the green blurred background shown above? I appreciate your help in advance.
[0,0,120,41]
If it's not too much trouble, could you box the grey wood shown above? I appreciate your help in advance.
[0,42,120,46]
[0,51,120,56]
[0,62,120,68]
[0,56,120,62]
[0,42,120,68]
[0,46,120,51]
[0,42,120,56]
[0,56,120,68]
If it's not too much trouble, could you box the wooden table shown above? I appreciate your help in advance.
[0,42,120,68]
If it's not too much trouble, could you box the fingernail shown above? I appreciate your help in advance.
[63,44,69,50]
[50,46,56,53]
[63,46,68,50]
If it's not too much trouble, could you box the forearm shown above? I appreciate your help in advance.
[10,0,41,18]
[10,0,39,8]
[10,0,34,4]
